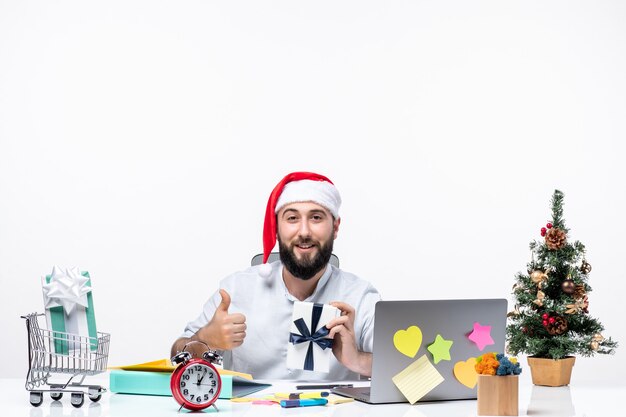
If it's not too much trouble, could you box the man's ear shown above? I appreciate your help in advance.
[333,217,341,240]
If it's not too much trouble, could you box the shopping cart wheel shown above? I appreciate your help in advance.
[89,393,102,402]
[70,392,84,408]
[29,391,43,407]
[88,385,103,402]
[50,391,63,401]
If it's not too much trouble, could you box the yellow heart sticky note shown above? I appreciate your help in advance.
[393,326,423,358]
[453,357,478,389]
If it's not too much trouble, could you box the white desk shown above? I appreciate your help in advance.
[0,372,622,416]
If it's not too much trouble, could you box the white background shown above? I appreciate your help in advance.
[1,1,624,383]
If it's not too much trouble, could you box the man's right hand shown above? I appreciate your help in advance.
[195,289,247,350]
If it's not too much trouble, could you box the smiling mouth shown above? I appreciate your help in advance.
[294,241,318,252]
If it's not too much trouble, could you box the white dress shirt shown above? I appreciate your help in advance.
[181,261,381,380]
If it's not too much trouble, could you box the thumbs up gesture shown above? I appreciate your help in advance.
[197,289,247,350]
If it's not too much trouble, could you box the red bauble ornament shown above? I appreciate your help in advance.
[541,227,547,237]
[546,223,553,229]
[542,313,549,320]
[549,317,556,324]
[542,320,548,326]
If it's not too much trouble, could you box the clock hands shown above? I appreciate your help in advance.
[197,368,208,385]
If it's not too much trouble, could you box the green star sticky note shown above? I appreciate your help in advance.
[427,334,454,364]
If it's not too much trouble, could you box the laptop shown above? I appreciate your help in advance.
[333,299,507,404]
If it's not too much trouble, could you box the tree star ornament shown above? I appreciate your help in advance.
[42,266,91,315]
[468,322,495,351]
[427,334,454,364]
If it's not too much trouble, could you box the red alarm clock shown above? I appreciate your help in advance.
[170,343,222,411]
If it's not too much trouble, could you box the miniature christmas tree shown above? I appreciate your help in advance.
[506,190,617,359]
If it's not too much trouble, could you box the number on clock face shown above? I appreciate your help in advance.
[180,363,218,404]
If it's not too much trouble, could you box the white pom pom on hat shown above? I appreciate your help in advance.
[259,172,341,278]
[258,262,273,278]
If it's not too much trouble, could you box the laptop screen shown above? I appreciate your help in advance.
[369,299,507,403]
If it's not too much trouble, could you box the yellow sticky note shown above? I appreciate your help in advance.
[392,355,444,404]
[109,358,253,380]
[453,357,478,389]
[393,326,423,358]
[230,397,267,403]
[108,358,176,372]
[326,394,355,405]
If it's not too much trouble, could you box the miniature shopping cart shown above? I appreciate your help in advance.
[21,313,110,407]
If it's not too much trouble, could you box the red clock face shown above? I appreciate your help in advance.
[171,358,221,410]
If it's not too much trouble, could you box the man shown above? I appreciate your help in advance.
[171,172,380,380]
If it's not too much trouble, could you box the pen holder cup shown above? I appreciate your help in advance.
[477,375,519,416]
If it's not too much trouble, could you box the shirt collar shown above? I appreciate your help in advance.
[279,262,334,302]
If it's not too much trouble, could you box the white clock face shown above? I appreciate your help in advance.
[179,363,219,405]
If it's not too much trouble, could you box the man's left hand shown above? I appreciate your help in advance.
[326,301,372,376]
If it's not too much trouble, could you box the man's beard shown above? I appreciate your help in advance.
[279,236,333,280]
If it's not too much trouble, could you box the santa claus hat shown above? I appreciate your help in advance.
[259,172,341,278]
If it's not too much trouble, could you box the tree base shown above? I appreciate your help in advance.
[527,356,575,387]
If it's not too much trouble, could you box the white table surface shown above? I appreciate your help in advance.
[0,372,622,416]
